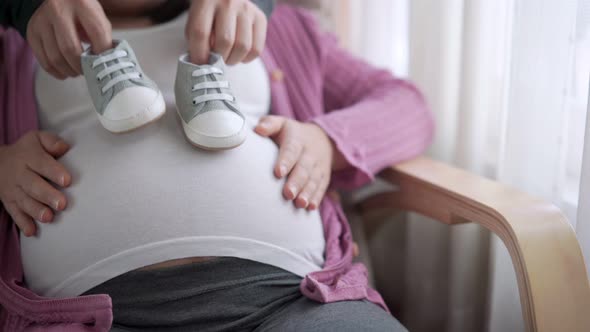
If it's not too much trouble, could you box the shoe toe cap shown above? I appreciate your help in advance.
[103,87,159,120]
[186,110,244,138]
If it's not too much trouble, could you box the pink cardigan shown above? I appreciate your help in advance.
[0,5,434,331]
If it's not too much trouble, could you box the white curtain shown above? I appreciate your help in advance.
[405,1,508,331]
[322,0,586,331]
[326,0,590,332]
[579,95,590,275]
[409,2,584,331]
[576,0,590,281]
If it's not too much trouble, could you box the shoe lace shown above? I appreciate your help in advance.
[191,67,235,105]
[92,50,142,94]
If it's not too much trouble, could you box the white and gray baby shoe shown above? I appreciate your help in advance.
[81,40,165,133]
[174,53,246,150]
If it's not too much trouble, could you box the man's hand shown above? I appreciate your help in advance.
[186,0,268,65]
[26,0,112,80]
[0,132,72,237]
[255,116,337,211]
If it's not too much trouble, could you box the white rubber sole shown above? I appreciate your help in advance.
[98,91,166,134]
[175,106,247,151]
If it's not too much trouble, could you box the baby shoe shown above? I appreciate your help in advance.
[81,40,165,133]
[174,53,246,150]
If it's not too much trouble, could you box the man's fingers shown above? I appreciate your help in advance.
[76,1,112,54]
[16,188,53,223]
[20,169,67,211]
[187,1,215,64]
[226,13,252,65]
[38,32,66,80]
[37,131,71,159]
[213,7,237,61]
[4,202,36,237]
[243,11,267,63]
[49,24,79,77]
[54,18,83,75]
[27,33,50,75]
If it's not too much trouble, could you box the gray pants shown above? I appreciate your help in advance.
[81,257,407,332]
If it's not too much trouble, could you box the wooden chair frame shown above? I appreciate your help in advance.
[357,157,590,332]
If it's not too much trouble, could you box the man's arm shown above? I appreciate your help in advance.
[0,0,44,38]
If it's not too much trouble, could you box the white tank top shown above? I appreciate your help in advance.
[21,12,325,298]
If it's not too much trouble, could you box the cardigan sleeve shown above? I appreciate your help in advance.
[0,0,44,38]
[300,12,435,191]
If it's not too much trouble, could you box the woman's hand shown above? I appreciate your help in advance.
[186,0,267,65]
[0,131,72,237]
[27,0,112,79]
[255,116,339,211]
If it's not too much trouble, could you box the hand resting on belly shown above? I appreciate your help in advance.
[1,111,347,237]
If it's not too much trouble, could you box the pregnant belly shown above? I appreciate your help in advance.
[20,112,326,296]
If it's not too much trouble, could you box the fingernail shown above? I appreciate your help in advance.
[60,175,66,186]
[258,121,269,129]
[53,199,61,210]
[39,209,47,222]
[300,196,308,206]
[279,165,287,177]
[288,185,297,198]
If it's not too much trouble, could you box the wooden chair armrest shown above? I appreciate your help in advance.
[358,156,590,332]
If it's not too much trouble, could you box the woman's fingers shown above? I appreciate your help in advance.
[294,165,322,208]
[26,150,71,188]
[0,131,71,237]
[20,169,67,211]
[255,118,333,209]
[37,131,71,159]
[25,132,72,187]
[308,173,330,210]
[284,154,314,201]
[226,11,253,65]
[255,116,285,138]
[276,137,303,179]
[4,202,36,237]
[15,188,54,223]
[256,117,302,178]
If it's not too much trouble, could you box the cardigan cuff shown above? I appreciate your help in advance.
[309,114,374,191]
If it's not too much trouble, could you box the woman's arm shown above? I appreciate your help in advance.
[309,18,435,191]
